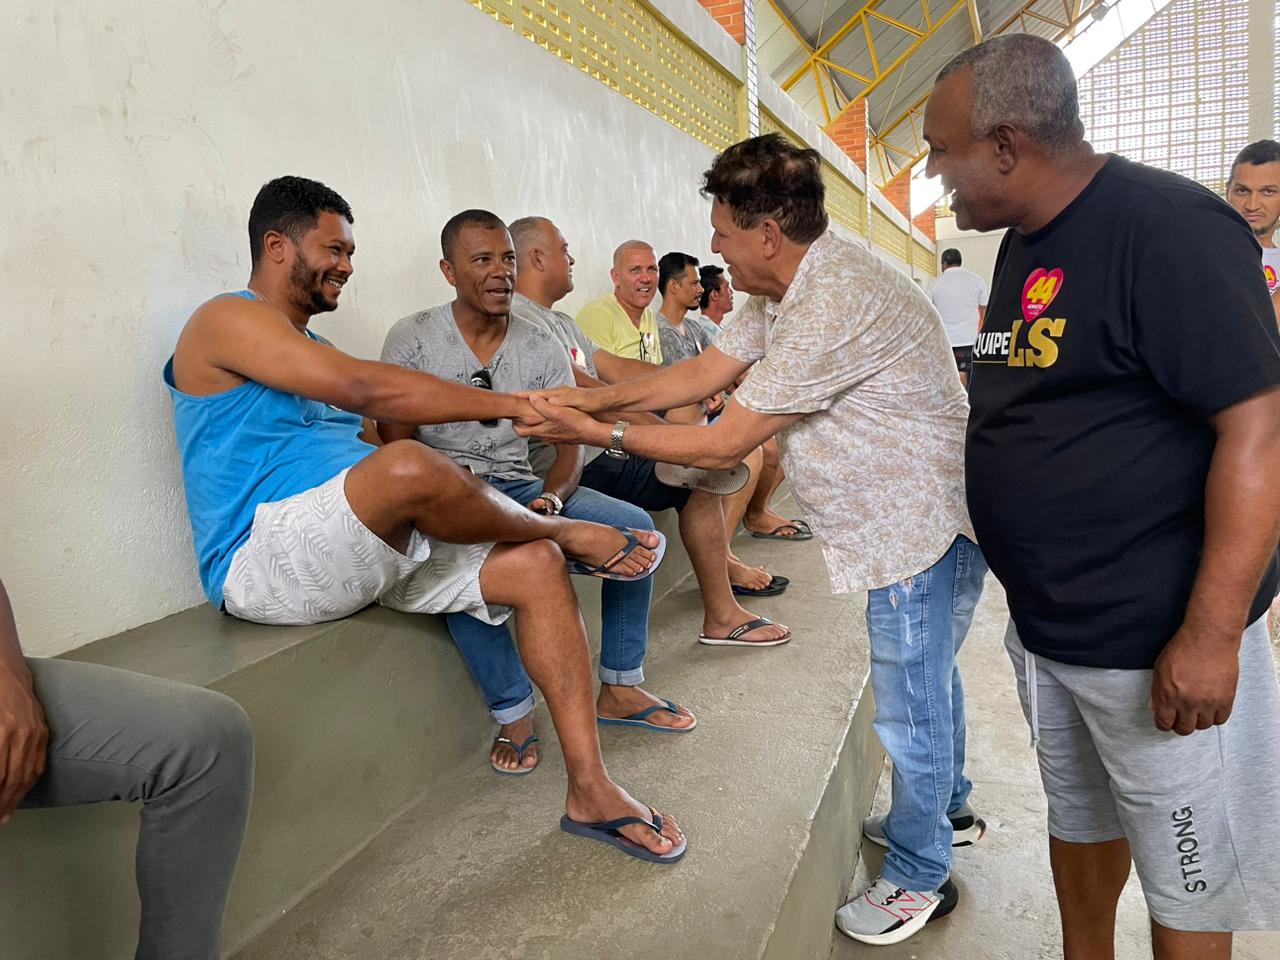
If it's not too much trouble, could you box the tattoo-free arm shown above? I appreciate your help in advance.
[1151,386,1280,734]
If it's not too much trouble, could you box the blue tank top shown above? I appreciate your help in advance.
[165,291,375,605]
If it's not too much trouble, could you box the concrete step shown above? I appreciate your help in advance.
[232,528,881,960]
[0,509,694,960]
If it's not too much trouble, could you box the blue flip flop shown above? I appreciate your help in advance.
[490,734,539,777]
[597,699,697,734]
[567,528,666,583]
[559,808,687,864]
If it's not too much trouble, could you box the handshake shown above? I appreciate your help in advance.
[510,386,617,445]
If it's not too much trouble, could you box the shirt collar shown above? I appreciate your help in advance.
[764,230,831,321]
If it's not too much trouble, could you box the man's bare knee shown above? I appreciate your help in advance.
[372,440,468,496]
[482,540,571,606]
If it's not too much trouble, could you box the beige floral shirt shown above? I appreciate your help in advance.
[716,230,973,594]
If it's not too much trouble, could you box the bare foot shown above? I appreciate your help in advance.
[728,555,772,591]
[597,684,696,730]
[566,778,685,856]
[491,714,539,773]
[555,521,660,577]
[702,603,791,645]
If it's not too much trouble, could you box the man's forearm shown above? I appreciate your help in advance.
[592,350,659,386]
[544,445,585,501]
[617,422,751,470]
[587,353,737,414]
[1182,424,1280,639]
[359,362,530,426]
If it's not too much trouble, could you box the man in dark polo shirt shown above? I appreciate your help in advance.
[925,34,1280,960]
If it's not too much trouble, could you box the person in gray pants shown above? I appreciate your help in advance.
[0,577,254,960]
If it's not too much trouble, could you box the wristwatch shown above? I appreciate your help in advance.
[605,421,629,460]
[537,492,564,516]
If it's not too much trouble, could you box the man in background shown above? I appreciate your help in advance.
[929,247,988,387]
[696,263,734,339]
[1227,139,1280,326]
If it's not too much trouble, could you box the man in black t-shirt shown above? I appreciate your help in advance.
[925,34,1280,959]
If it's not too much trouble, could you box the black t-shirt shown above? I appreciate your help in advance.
[966,155,1280,669]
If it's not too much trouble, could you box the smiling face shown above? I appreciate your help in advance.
[286,211,354,314]
[443,224,517,318]
[923,68,1013,233]
[1228,161,1280,244]
[611,245,658,311]
[709,199,771,296]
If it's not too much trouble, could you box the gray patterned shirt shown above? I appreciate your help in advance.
[380,304,574,480]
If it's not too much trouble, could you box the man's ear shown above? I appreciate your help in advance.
[992,123,1020,175]
[262,230,292,266]
[609,266,620,289]
[760,218,783,258]
[440,258,458,289]
[530,248,546,273]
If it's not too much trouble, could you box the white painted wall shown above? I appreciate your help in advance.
[935,217,1006,289]
[0,0,728,656]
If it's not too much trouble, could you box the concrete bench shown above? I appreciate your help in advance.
[0,504,882,960]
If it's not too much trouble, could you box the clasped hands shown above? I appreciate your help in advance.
[511,386,615,446]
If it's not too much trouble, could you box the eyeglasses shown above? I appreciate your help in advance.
[469,368,499,427]
[638,331,654,364]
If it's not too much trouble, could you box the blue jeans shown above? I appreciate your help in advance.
[866,535,986,891]
[446,475,656,723]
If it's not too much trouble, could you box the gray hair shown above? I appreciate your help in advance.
[508,216,552,264]
[936,34,1084,154]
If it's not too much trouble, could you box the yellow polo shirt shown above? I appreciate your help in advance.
[575,294,664,364]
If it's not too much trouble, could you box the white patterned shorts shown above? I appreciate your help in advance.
[222,469,510,627]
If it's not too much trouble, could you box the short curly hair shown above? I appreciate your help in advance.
[248,176,353,268]
[701,134,828,244]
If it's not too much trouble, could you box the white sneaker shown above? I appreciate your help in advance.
[862,801,987,849]
[834,875,959,946]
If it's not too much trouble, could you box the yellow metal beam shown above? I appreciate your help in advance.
[965,0,982,43]
[796,0,968,131]
[764,0,855,125]
[868,0,1108,187]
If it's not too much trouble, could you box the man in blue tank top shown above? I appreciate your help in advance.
[165,176,685,863]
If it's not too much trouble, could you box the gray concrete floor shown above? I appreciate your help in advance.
[831,578,1280,960]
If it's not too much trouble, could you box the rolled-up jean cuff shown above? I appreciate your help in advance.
[490,693,535,725]
[600,666,645,686]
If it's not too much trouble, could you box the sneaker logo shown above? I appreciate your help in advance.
[868,888,935,923]
[1171,806,1207,894]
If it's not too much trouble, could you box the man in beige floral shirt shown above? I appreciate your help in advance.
[518,133,986,947]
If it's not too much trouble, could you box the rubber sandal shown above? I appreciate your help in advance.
[559,808,687,864]
[698,616,793,647]
[597,698,697,733]
[566,529,666,582]
[654,462,751,496]
[731,574,788,597]
[490,734,539,776]
[749,520,814,541]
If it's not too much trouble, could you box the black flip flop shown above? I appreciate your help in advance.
[731,574,788,597]
[750,520,813,541]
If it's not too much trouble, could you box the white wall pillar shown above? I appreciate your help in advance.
[1248,0,1275,141]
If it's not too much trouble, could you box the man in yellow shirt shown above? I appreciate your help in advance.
[576,241,664,363]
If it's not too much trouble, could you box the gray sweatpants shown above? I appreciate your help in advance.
[1006,617,1280,932]
[19,658,254,960]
